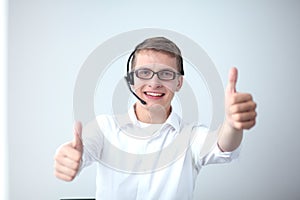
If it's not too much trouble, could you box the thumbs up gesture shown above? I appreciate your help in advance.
[54,121,83,181]
[225,67,257,131]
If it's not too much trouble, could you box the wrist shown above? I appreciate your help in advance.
[224,118,243,135]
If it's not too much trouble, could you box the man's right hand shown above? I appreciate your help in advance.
[54,121,83,181]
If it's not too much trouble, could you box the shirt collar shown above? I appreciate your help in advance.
[127,104,182,132]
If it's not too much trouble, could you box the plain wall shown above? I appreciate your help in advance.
[6,0,300,200]
[1,0,8,199]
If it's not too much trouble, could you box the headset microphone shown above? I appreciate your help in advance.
[124,75,147,105]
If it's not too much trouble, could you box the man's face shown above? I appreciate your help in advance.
[132,50,183,110]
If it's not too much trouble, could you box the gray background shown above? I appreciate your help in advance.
[7,0,300,200]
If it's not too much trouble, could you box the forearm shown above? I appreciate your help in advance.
[217,121,243,152]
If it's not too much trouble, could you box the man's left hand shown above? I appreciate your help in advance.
[225,67,257,131]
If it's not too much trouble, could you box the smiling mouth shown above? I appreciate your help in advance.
[144,92,165,97]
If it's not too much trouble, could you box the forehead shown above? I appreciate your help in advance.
[134,50,177,70]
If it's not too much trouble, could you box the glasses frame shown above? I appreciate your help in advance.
[134,68,182,81]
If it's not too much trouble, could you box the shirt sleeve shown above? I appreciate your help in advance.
[190,125,241,170]
[199,143,241,166]
[79,117,105,171]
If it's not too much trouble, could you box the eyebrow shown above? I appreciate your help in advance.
[135,66,177,72]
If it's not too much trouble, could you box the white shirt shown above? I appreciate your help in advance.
[80,106,240,200]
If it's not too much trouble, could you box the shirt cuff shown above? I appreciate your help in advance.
[200,142,241,166]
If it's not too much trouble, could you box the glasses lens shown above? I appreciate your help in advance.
[136,69,153,79]
[158,70,175,80]
[135,69,177,80]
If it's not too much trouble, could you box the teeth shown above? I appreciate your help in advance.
[146,92,163,97]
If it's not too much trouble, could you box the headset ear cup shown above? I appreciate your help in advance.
[129,72,134,85]
[127,72,134,85]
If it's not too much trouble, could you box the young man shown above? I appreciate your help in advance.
[54,37,257,199]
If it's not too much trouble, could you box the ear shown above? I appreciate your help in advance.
[175,76,183,92]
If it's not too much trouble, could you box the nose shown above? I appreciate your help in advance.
[147,74,162,88]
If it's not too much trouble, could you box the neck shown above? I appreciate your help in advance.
[135,103,171,124]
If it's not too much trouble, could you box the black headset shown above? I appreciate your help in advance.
[124,49,184,105]
[125,51,136,85]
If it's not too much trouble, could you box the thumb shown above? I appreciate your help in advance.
[72,121,83,150]
[226,67,238,94]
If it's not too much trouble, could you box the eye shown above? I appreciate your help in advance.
[159,70,174,78]
[140,70,151,75]
[136,69,152,78]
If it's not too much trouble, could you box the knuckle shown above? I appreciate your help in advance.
[253,111,257,118]
[236,115,242,121]
[73,151,82,162]
[234,122,243,130]
[70,160,80,171]
[246,120,256,129]
[248,94,253,100]
[231,105,238,113]
[74,164,80,173]
[65,170,77,181]
[235,114,243,121]
[253,102,257,109]
[69,170,76,178]
[237,124,243,130]
[228,106,235,115]
[66,176,74,182]
[230,104,239,114]
[250,102,257,110]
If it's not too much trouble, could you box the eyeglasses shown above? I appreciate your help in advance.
[134,68,181,81]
